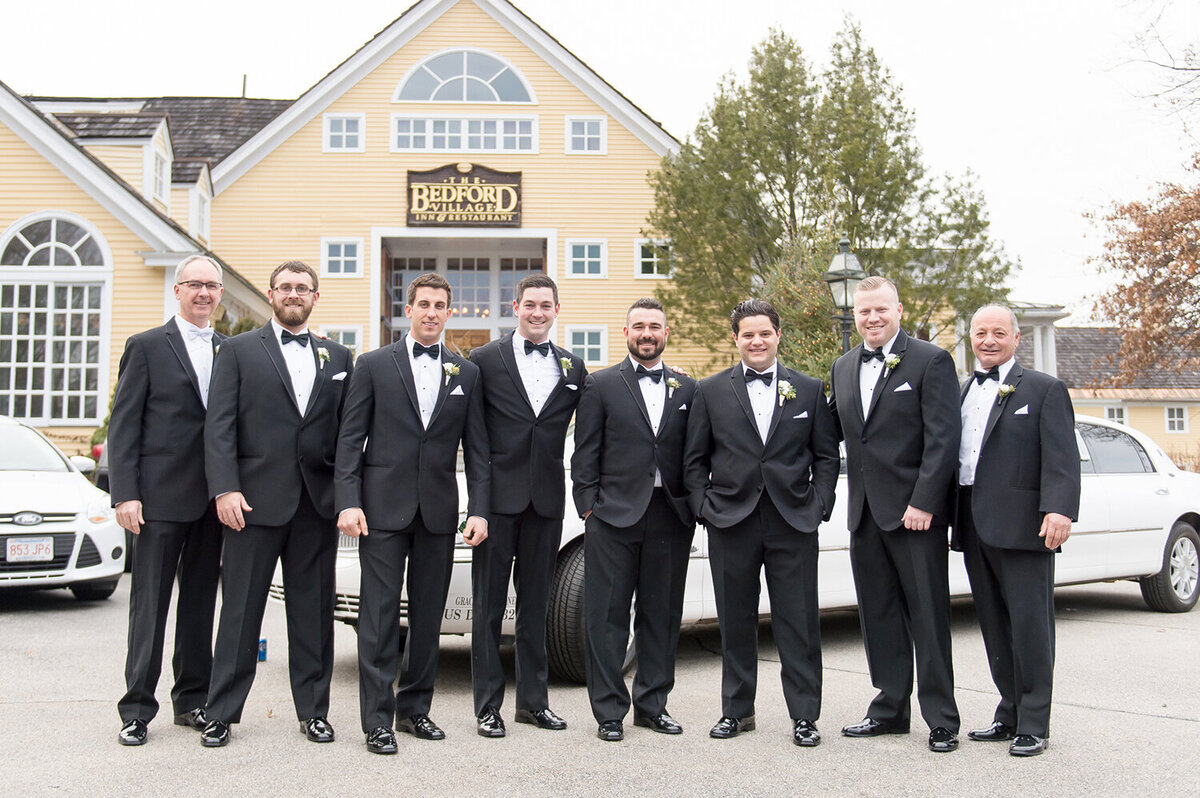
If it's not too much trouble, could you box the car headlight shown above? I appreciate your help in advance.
[84,499,115,524]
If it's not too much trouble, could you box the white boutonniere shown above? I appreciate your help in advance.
[560,357,573,376]
[666,376,680,400]
[884,353,901,373]
[443,361,460,386]
[777,379,796,407]
[214,344,220,356]
[317,346,329,370]
[998,383,1015,398]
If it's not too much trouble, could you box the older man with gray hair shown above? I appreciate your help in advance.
[110,254,227,745]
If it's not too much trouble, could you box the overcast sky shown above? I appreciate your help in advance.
[2,0,1195,321]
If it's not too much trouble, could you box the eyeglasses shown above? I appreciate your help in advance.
[272,284,314,296]
[177,280,223,292]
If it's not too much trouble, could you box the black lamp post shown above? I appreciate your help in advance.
[822,237,867,354]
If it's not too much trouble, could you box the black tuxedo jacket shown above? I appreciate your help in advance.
[108,320,225,522]
[334,343,489,533]
[952,362,1080,553]
[683,364,839,533]
[469,334,585,518]
[829,329,960,531]
[204,325,352,525]
[570,360,697,528]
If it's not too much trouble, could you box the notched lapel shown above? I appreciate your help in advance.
[163,320,204,403]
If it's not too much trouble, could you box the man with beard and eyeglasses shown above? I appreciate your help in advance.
[200,260,353,748]
[570,298,697,742]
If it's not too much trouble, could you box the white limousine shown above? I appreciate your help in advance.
[271,415,1200,683]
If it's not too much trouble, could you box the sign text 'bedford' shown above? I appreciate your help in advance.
[407,163,521,227]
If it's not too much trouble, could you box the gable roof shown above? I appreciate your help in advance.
[52,112,165,140]
[1020,326,1200,391]
[212,0,679,193]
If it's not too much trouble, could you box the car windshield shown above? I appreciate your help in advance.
[0,424,69,472]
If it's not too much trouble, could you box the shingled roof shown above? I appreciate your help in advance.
[53,112,164,139]
[140,97,290,167]
[1022,327,1200,390]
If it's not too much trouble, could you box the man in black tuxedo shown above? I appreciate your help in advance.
[200,260,352,748]
[469,274,584,737]
[571,298,697,742]
[829,275,962,753]
[335,273,490,755]
[111,255,226,746]
[954,305,1079,757]
[683,299,839,747]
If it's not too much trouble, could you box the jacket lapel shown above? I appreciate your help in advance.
[163,320,204,404]
[259,325,301,417]
[619,360,654,432]
[391,342,423,422]
[497,334,535,413]
[981,361,1023,451]
[729,366,759,441]
[427,352,454,428]
[303,337,327,416]
[542,342,572,408]
[764,366,787,444]
[847,345,867,428]
[864,328,908,425]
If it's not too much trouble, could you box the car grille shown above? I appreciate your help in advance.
[338,534,358,550]
[0,532,76,574]
[268,582,376,623]
[0,512,76,524]
[76,534,101,568]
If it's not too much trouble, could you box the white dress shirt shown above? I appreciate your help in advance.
[743,360,778,444]
[272,319,316,416]
[406,333,441,429]
[959,356,1016,486]
[630,355,665,487]
[513,332,560,417]
[860,329,901,420]
[174,315,214,408]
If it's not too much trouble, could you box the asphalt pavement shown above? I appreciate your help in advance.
[2,578,1198,796]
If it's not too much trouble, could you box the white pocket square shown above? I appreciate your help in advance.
[679,403,687,410]
[893,382,912,392]
[450,385,464,396]
[793,411,809,419]
[566,383,578,391]
[1013,404,1029,415]
[331,371,347,382]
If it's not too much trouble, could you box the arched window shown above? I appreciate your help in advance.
[396,49,533,103]
[0,213,110,424]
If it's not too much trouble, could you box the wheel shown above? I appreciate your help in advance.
[1139,521,1200,613]
[70,577,119,601]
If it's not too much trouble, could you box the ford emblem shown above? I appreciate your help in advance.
[13,512,43,526]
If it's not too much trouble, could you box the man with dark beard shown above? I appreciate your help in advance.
[200,260,353,747]
[571,298,697,741]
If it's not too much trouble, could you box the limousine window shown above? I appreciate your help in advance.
[1078,423,1156,474]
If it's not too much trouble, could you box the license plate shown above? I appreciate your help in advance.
[6,536,54,562]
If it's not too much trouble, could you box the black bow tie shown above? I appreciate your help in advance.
[744,369,773,386]
[524,339,550,357]
[280,330,309,347]
[974,366,1000,385]
[413,342,440,359]
[636,365,663,383]
[861,348,885,363]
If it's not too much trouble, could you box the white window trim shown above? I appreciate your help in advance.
[320,236,366,278]
[188,184,211,242]
[563,238,608,279]
[392,47,538,105]
[564,115,607,155]
[1104,406,1126,425]
[634,238,672,280]
[322,112,367,153]
[389,113,539,154]
[565,325,608,367]
[320,325,363,357]
[1165,406,1189,433]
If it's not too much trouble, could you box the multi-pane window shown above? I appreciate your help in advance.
[196,191,210,240]
[322,239,362,277]
[568,328,605,365]
[2,218,103,267]
[446,258,490,319]
[636,240,671,278]
[321,327,360,359]
[566,117,605,153]
[389,257,436,318]
[324,114,365,152]
[566,240,606,277]
[392,116,534,152]
[499,257,542,318]
[1105,406,1126,426]
[1166,406,1188,433]
[396,49,533,103]
[153,153,168,202]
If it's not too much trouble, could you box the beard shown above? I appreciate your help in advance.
[272,297,313,327]
[627,337,665,362]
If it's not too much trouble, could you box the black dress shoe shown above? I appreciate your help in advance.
[173,708,207,730]
[968,721,1017,742]
[200,720,230,747]
[301,717,335,743]
[477,706,506,738]
[792,719,821,747]
[597,720,624,742]
[634,713,683,735]
[928,727,959,752]
[1009,734,1048,757]
[841,717,910,737]
[514,708,567,730]
[709,716,755,739]
[397,714,445,740]
[118,719,148,746]
[366,726,398,755]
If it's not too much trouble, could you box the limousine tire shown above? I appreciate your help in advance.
[1139,521,1199,613]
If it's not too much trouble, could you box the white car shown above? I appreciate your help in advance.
[0,415,125,599]
[271,414,1200,683]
